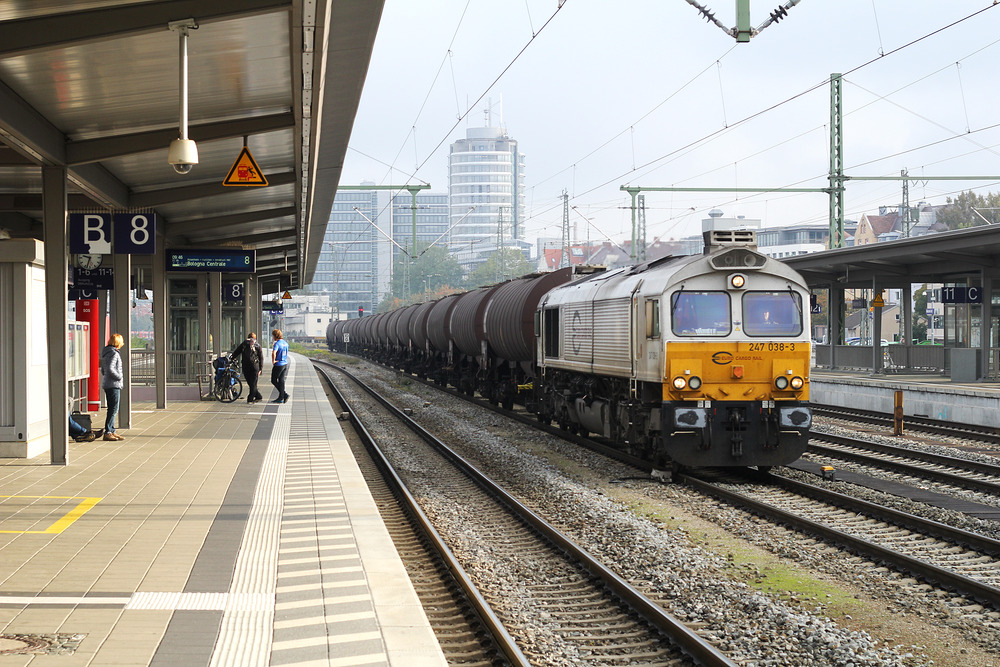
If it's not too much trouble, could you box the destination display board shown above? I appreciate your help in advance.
[74,267,114,289]
[167,249,256,272]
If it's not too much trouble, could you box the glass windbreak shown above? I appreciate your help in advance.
[670,291,731,336]
[743,291,803,336]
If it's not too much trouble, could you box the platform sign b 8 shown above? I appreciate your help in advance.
[69,213,156,255]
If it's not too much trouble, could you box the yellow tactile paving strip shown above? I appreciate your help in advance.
[0,353,445,666]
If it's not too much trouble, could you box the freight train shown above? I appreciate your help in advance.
[327,230,812,471]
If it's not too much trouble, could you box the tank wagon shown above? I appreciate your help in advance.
[327,229,811,471]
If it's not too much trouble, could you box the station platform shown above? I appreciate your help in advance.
[0,353,446,666]
[811,369,1000,428]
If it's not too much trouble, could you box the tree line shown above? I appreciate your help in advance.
[935,190,1000,229]
[378,243,533,312]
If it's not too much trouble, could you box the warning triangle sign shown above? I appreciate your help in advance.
[223,147,268,187]
[282,291,292,300]
[872,293,885,308]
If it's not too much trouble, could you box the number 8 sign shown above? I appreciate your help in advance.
[223,282,245,302]
[113,213,156,254]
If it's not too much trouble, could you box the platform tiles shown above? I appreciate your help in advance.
[0,353,446,666]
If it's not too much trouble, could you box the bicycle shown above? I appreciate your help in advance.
[212,355,244,403]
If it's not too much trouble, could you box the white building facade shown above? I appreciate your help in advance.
[447,125,527,273]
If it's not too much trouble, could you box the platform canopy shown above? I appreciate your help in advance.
[0,0,384,290]
[784,225,1000,288]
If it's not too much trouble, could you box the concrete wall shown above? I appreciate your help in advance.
[812,375,1000,428]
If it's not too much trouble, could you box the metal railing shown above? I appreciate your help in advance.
[990,349,1000,380]
[812,344,947,373]
[129,349,213,385]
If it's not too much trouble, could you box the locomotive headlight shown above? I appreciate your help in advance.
[673,376,688,390]
[790,376,804,390]
[688,376,702,390]
[729,273,746,289]
[774,376,789,390]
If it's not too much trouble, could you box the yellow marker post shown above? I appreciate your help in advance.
[893,390,904,436]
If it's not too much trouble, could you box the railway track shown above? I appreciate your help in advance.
[313,362,515,666]
[808,429,1000,497]
[313,359,734,666]
[339,361,1000,612]
[687,470,1000,609]
[813,404,1000,445]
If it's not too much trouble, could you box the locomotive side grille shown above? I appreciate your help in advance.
[591,299,630,374]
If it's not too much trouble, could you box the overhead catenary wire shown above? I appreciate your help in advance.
[337,0,568,268]
[349,2,1000,255]
[556,3,1000,226]
[846,79,1000,160]
[642,30,1000,198]
[379,0,473,186]
[869,0,885,56]
[408,2,567,178]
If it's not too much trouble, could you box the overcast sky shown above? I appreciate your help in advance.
[339,0,1000,249]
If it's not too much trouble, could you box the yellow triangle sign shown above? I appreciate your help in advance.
[223,146,268,187]
[282,291,292,300]
[872,293,885,308]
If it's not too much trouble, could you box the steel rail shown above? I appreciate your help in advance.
[319,360,737,667]
[768,472,1000,557]
[311,361,531,667]
[683,474,1000,609]
[813,404,1000,445]
[811,428,1000,477]
[809,432,1000,495]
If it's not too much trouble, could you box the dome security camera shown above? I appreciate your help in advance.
[168,138,198,174]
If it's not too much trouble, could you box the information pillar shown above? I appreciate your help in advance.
[77,299,101,412]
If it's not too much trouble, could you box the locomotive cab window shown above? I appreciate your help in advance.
[743,291,803,336]
[670,291,731,336]
[544,308,560,357]
[645,299,660,338]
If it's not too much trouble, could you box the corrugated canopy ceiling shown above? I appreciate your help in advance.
[0,0,384,290]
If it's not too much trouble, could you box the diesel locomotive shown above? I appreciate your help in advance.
[328,229,812,471]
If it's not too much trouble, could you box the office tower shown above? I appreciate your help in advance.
[315,190,380,318]
[448,123,527,274]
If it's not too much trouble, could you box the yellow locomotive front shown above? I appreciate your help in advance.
[659,240,812,468]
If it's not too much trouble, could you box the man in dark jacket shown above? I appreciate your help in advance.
[232,333,264,404]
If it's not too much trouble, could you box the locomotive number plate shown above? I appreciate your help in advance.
[741,342,801,353]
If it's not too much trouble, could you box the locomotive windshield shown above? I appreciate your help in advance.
[670,291,731,336]
[743,291,803,336]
